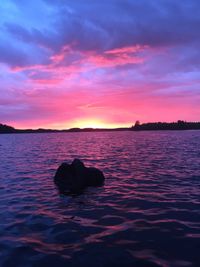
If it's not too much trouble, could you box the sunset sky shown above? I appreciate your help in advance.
[0,0,200,129]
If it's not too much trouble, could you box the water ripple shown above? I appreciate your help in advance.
[0,131,200,267]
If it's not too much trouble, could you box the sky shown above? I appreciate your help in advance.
[0,0,200,129]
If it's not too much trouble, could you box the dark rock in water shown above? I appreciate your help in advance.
[54,159,105,194]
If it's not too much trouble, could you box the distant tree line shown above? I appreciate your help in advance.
[1,121,200,134]
[132,120,200,131]
[0,124,57,134]
[0,123,128,134]
[0,124,16,133]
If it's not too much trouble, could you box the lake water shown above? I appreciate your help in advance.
[0,131,200,267]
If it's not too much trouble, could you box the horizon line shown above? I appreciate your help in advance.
[1,120,200,132]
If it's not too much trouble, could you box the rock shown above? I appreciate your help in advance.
[54,159,105,194]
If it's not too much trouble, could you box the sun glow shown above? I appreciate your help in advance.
[70,119,124,129]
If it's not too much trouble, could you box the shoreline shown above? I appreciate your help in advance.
[1,128,200,135]
[1,121,200,134]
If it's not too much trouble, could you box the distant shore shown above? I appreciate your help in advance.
[1,120,200,134]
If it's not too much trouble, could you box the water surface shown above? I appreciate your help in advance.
[0,131,200,267]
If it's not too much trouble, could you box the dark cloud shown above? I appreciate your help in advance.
[5,1,200,51]
[42,0,200,51]
[1,0,200,69]
[0,42,29,67]
[4,22,61,52]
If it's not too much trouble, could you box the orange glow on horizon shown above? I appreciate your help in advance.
[69,119,131,129]
[10,118,132,130]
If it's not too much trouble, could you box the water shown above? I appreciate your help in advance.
[0,131,199,267]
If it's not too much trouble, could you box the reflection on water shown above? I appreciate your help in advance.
[0,131,200,267]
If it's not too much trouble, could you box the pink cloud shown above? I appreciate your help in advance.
[1,43,199,129]
[105,45,147,55]
[3,81,200,129]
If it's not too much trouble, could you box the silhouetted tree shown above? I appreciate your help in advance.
[177,120,185,124]
[0,124,16,133]
[135,120,140,127]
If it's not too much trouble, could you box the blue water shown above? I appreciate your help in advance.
[0,131,200,267]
